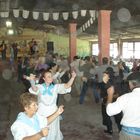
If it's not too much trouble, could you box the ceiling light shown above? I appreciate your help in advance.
[6,21,12,27]
[7,29,14,35]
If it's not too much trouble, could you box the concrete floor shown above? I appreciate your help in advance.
[0,60,119,140]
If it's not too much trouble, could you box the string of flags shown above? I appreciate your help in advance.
[0,9,98,21]
[0,9,98,32]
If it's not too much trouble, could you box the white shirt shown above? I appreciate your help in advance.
[107,88,140,127]
[11,112,48,140]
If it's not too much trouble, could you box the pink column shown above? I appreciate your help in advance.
[98,10,111,64]
[69,23,77,62]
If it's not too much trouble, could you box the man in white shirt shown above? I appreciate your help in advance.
[106,72,140,140]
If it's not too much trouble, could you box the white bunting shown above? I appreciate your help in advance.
[62,12,69,20]
[4,12,9,18]
[33,11,39,20]
[43,13,49,21]
[95,11,98,18]
[85,22,88,28]
[0,12,9,18]
[22,10,29,19]
[82,25,85,31]
[1,12,9,18]
[87,20,90,27]
[0,12,5,18]
[53,12,59,20]
[13,9,19,18]
[90,18,94,24]
[89,10,96,19]
[80,27,83,32]
[81,10,87,17]
[72,11,78,19]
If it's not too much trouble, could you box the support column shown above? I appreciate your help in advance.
[69,23,77,62]
[117,37,123,58]
[98,10,111,64]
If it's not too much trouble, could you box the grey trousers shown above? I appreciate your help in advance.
[119,131,140,140]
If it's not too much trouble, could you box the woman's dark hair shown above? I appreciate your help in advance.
[39,69,52,84]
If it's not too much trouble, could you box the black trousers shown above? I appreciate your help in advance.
[102,103,122,132]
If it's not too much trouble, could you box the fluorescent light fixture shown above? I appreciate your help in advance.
[7,29,14,35]
[6,21,12,27]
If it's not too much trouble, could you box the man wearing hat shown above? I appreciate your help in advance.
[106,72,140,140]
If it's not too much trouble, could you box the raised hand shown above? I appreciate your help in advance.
[23,73,36,81]
[71,71,76,78]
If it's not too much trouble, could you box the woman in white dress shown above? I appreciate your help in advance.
[25,69,76,140]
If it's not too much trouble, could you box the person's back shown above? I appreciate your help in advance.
[107,72,140,140]
[93,57,110,83]
[117,90,140,127]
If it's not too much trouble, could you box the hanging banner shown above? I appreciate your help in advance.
[89,10,96,19]
[13,9,19,18]
[0,12,9,18]
[81,10,87,17]
[43,12,49,21]
[72,11,78,19]
[95,11,98,18]
[53,12,59,20]
[85,22,88,28]
[90,18,94,24]
[82,25,85,31]
[0,12,5,18]
[62,12,69,20]
[33,11,39,20]
[22,10,29,19]
[87,20,90,27]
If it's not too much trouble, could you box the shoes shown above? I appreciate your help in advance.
[104,130,113,136]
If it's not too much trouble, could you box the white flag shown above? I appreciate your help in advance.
[82,25,85,31]
[0,12,9,18]
[33,11,39,20]
[81,10,87,17]
[62,12,69,20]
[43,13,49,21]
[53,12,59,20]
[89,10,96,19]
[87,20,90,27]
[85,22,88,28]
[4,12,9,18]
[72,11,78,19]
[13,9,19,18]
[90,18,94,24]
[22,10,29,19]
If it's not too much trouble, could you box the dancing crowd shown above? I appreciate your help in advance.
[0,41,139,140]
